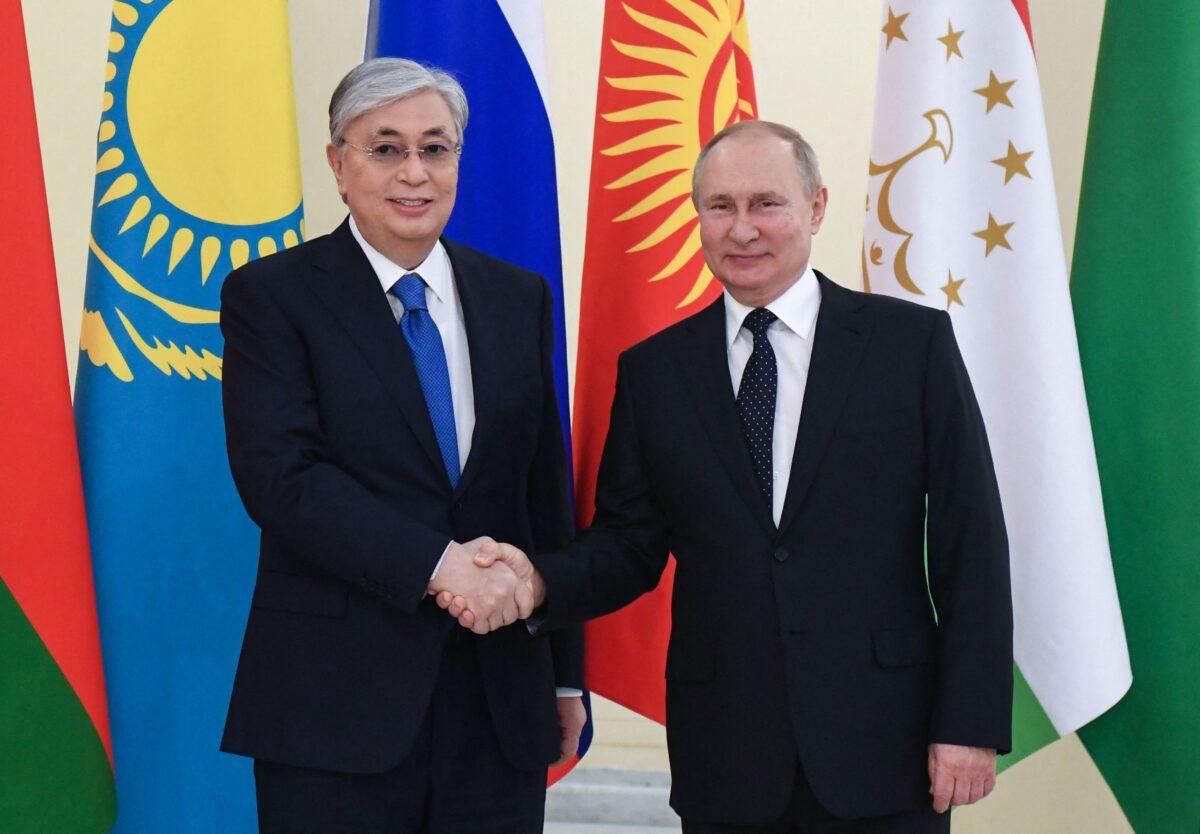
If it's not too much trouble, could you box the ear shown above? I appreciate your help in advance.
[326,143,347,199]
[809,186,829,234]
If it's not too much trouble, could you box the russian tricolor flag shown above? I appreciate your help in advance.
[368,0,591,783]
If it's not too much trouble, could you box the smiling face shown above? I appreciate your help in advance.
[694,131,828,308]
[325,89,460,269]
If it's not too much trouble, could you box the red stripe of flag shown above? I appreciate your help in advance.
[1011,0,1034,45]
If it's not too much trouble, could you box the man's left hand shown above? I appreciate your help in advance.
[554,696,587,767]
[928,743,996,813]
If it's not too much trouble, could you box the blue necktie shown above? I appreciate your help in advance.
[390,273,460,487]
[736,308,778,509]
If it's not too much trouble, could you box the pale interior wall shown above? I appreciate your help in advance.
[23,0,111,385]
[28,0,1124,830]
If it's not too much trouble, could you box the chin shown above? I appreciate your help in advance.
[387,222,437,241]
[726,274,771,294]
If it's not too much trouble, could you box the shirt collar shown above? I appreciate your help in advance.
[348,215,452,303]
[723,266,822,350]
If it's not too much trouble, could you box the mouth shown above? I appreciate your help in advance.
[727,252,768,264]
[388,197,433,215]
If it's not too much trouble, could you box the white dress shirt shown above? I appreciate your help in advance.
[350,217,475,471]
[724,267,822,526]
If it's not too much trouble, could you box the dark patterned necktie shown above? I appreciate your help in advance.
[390,273,460,487]
[736,307,778,509]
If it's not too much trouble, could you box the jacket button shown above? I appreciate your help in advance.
[773,547,789,563]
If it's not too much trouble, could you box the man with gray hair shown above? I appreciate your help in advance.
[443,119,1013,832]
[219,57,584,831]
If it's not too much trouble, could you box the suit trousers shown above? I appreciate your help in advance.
[254,634,547,833]
[681,762,950,834]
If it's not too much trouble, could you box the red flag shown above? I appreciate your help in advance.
[0,2,114,824]
[574,0,757,722]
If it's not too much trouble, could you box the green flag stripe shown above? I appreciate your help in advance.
[0,578,115,832]
[1070,3,1200,832]
[999,666,1059,774]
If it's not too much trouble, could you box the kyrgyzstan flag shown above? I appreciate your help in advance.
[573,0,757,722]
[0,3,115,829]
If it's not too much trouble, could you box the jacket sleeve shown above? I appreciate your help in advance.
[526,279,584,689]
[220,266,450,613]
[923,310,1014,753]
[532,350,672,632]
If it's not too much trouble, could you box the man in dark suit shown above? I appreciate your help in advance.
[445,121,1012,832]
[219,58,584,832]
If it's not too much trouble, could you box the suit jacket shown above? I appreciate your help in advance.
[219,218,581,774]
[534,273,1012,824]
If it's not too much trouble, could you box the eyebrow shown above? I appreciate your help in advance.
[703,191,787,204]
[372,125,454,141]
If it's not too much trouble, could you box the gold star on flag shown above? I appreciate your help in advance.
[992,141,1034,184]
[938,21,965,61]
[972,213,1014,256]
[973,71,1016,113]
[940,271,966,308]
[882,7,909,50]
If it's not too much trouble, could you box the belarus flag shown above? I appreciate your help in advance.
[0,3,115,830]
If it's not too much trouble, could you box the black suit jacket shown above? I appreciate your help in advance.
[534,274,1011,824]
[219,219,581,774]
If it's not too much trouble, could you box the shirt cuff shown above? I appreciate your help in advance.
[428,541,453,585]
[555,688,584,698]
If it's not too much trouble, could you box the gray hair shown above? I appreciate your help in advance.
[691,120,824,202]
[328,58,469,146]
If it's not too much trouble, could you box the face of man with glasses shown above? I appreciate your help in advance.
[326,89,463,269]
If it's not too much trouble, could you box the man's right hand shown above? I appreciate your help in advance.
[434,541,546,632]
[427,537,532,634]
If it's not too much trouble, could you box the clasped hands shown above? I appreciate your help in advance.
[426,537,544,634]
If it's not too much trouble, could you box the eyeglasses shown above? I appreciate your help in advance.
[341,139,462,169]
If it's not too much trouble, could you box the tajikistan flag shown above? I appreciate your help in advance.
[862,0,1131,760]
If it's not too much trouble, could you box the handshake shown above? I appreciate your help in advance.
[426,537,548,634]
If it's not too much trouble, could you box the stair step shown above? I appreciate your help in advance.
[544,824,680,834]
[547,768,678,827]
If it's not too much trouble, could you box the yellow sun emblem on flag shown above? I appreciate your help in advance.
[600,0,756,308]
[81,0,303,383]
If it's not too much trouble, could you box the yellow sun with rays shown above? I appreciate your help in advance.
[97,0,303,287]
[602,0,755,308]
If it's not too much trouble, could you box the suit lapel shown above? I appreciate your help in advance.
[676,297,777,536]
[443,240,501,499]
[778,272,872,533]
[304,219,447,484]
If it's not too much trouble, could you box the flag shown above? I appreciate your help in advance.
[1071,3,1200,831]
[862,0,1131,764]
[73,1,304,829]
[0,3,115,830]
[369,0,591,782]
[573,0,757,722]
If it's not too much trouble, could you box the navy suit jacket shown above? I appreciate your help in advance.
[219,218,581,773]
[534,274,1012,824]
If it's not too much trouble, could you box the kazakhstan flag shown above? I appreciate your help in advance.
[74,2,303,830]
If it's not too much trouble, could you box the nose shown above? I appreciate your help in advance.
[394,150,429,186]
[729,210,759,245]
